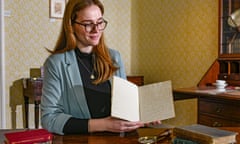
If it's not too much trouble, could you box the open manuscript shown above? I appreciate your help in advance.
[111,76,175,123]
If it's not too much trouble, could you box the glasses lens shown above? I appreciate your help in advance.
[85,25,92,32]
[98,21,107,30]
[77,20,107,32]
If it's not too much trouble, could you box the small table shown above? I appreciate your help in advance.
[23,77,43,129]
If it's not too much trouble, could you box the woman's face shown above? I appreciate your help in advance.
[72,5,104,48]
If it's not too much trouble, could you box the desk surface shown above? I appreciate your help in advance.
[174,86,240,100]
[1,127,240,144]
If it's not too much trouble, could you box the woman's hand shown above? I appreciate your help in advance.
[88,117,161,133]
[88,116,144,133]
[144,120,162,127]
[103,117,144,132]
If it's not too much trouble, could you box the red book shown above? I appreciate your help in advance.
[4,129,53,144]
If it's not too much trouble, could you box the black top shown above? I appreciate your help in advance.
[63,49,111,134]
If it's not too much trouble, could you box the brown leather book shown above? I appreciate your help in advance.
[173,124,238,144]
[4,129,53,144]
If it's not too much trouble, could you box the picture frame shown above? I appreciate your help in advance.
[49,0,66,19]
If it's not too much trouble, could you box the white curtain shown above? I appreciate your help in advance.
[0,0,6,129]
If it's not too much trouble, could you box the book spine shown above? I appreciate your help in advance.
[7,135,53,144]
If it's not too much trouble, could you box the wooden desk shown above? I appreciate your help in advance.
[1,127,240,144]
[174,87,240,127]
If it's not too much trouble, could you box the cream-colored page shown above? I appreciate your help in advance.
[139,80,175,123]
[111,76,140,121]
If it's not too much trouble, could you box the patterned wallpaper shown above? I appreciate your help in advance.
[131,0,218,87]
[3,0,218,128]
[131,0,218,125]
[4,0,62,129]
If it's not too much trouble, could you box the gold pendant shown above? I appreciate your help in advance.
[90,74,95,79]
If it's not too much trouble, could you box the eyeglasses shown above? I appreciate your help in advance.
[73,19,108,32]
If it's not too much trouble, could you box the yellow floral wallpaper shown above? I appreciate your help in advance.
[130,0,218,126]
[3,0,218,128]
[4,0,63,128]
[131,0,218,87]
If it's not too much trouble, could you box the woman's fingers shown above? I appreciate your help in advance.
[106,117,143,132]
[144,120,162,127]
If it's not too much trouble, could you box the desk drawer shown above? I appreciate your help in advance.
[198,114,240,127]
[198,99,240,119]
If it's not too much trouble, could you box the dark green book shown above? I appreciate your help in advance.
[173,137,198,144]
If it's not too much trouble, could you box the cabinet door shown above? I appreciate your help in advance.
[220,0,240,57]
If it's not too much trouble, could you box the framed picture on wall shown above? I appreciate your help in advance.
[49,0,66,19]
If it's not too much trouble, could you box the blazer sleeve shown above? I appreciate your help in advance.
[41,55,72,135]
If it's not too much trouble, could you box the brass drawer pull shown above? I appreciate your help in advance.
[215,107,222,113]
[212,122,222,127]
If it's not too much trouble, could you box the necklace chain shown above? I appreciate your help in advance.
[77,56,95,80]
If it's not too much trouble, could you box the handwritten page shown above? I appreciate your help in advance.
[139,81,175,122]
[111,76,175,123]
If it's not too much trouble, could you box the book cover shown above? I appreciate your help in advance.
[173,137,198,144]
[173,124,238,144]
[111,76,175,123]
[4,129,53,144]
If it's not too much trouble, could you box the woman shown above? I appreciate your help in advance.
[41,0,159,135]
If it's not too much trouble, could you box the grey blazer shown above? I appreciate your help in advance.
[41,48,126,135]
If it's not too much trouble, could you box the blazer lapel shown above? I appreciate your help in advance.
[65,50,91,118]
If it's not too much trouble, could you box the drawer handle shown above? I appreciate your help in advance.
[212,122,222,127]
[215,107,222,113]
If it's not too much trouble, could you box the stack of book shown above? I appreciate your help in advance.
[173,124,238,144]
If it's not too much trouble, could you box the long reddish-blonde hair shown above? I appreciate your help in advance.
[51,0,118,84]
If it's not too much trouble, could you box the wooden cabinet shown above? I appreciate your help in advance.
[198,96,240,127]
[199,0,240,86]
[179,1,240,125]
[173,88,240,127]
[217,0,240,85]
[218,60,240,86]
[220,0,240,57]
